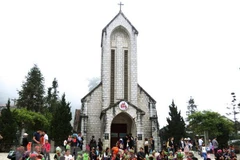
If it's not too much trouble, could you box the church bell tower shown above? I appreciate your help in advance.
[101,9,139,109]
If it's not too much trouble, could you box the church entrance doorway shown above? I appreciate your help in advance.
[110,112,136,148]
[111,123,127,147]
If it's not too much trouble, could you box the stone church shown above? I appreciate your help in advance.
[77,8,160,151]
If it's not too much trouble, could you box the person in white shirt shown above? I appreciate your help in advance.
[201,143,207,160]
[65,149,74,160]
[198,137,203,155]
[42,130,49,145]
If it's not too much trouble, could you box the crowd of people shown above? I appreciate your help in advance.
[161,136,238,160]
[4,131,239,160]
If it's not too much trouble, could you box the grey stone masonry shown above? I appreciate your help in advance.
[80,11,160,152]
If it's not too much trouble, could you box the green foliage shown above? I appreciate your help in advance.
[188,110,234,147]
[165,100,186,143]
[46,78,59,114]
[13,108,49,132]
[0,99,18,146]
[186,97,197,117]
[50,93,72,146]
[17,64,45,112]
[188,111,234,136]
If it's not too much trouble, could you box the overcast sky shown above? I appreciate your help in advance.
[0,0,240,127]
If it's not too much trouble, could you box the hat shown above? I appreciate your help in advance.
[78,151,83,155]
[23,133,28,136]
[56,146,62,152]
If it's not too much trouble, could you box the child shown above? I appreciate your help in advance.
[76,151,83,160]
[65,149,73,160]
[54,146,63,160]
[44,140,51,160]
[168,151,174,160]
[83,151,90,160]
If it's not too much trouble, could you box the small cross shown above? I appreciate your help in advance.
[118,2,124,11]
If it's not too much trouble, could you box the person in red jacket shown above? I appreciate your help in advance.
[44,139,51,160]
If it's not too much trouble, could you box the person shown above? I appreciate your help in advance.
[137,147,145,160]
[169,137,175,154]
[54,146,63,160]
[179,138,185,152]
[44,139,51,160]
[207,139,212,153]
[89,135,97,151]
[42,130,49,146]
[168,151,174,160]
[77,132,84,150]
[31,145,44,160]
[144,138,149,156]
[187,151,198,160]
[184,138,190,157]
[198,137,203,155]
[83,151,90,160]
[76,151,83,160]
[97,138,103,155]
[32,129,42,151]
[201,143,207,160]
[212,137,218,156]
[33,145,42,155]
[90,147,97,160]
[112,143,119,160]
[22,133,29,150]
[149,136,155,154]
[15,146,25,160]
[64,149,74,160]
[103,147,111,160]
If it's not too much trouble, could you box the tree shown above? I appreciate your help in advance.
[226,92,240,134]
[50,93,72,146]
[17,64,45,112]
[186,96,197,116]
[0,99,18,149]
[46,78,59,114]
[13,108,49,132]
[165,100,186,144]
[188,110,234,147]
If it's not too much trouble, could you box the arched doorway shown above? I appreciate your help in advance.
[110,112,136,148]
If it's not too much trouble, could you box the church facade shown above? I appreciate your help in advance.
[78,10,160,151]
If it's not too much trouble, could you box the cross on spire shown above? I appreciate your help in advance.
[118,2,124,11]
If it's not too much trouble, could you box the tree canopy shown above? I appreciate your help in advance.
[188,110,234,147]
[0,99,18,149]
[50,93,72,146]
[13,108,49,132]
[17,64,45,112]
[165,100,186,143]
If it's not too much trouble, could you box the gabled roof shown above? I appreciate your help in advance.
[81,82,102,103]
[138,84,156,103]
[100,100,145,119]
[101,11,139,47]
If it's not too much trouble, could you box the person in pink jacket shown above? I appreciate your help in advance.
[44,139,51,160]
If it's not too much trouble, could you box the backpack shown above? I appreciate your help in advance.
[7,150,16,159]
